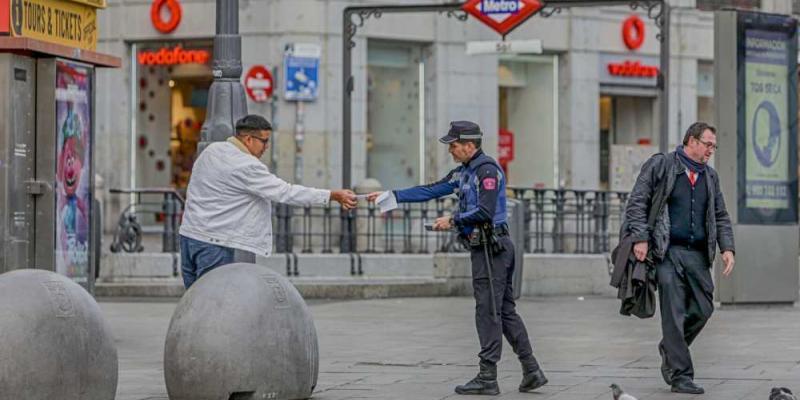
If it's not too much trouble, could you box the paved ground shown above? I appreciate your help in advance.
[102,296,800,400]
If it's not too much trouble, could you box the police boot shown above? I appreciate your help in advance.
[454,360,500,395]
[518,355,548,392]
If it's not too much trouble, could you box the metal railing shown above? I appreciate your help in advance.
[108,188,629,255]
[274,197,468,254]
[271,188,629,255]
[109,188,185,254]
[509,188,628,254]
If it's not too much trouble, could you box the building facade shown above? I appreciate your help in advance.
[94,0,792,226]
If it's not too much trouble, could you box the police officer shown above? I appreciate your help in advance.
[368,121,547,395]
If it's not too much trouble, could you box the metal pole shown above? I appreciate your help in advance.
[418,61,425,185]
[269,65,279,173]
[295,102,305,184]
[343,10,353,189]
[129,43,138,207]
[658,3,671,152]
[198,0,248,154]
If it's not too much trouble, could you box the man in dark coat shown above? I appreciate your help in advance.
[624,122,735,394]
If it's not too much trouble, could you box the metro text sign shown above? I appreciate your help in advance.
[462,0,543,36]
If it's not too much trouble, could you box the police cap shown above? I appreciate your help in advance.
[439,121,483,144]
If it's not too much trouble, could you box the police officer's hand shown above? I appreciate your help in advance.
[432,216,453,231]
[633,241,648,262]
[721,251,735,276]
[331,190,357,210]
[366,191,383,202]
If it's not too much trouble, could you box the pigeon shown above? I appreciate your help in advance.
[610,383,638,400]
[770,387,797,400]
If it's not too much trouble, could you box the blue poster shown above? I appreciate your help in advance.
[284,49,319,101]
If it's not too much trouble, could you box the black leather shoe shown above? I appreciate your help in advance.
[671,380,704,394]
[519,369,548,392]
[455,361,500,396]
[659,345,672,386]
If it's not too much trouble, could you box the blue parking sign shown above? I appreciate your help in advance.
[284,43,320,101]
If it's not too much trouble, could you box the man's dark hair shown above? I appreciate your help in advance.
[457,138,482,149]
[235,114,272,136]
[682,122,716,145]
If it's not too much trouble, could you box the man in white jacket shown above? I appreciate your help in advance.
[178,114,357,288]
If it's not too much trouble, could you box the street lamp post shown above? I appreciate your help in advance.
[198,0,247,154]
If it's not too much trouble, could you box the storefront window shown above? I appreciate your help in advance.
[133,40,213,192]
[366,41,425,189]
[498,56,558,188]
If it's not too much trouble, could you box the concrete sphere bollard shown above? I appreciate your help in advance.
[164,263,319,400]
[0,269,118,400]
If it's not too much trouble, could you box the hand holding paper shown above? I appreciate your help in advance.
[370,191,398,213]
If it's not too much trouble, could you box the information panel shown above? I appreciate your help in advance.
[738,12,798,224]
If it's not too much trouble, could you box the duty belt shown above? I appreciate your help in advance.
[463,223,510,249]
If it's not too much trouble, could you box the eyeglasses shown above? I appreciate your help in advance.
[251,136,270,146]
[697,138,718,150]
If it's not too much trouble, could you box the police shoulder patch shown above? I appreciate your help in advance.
[482,177,497,190]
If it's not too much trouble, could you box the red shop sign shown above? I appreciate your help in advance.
[622,15,645,51]
[498,128,514,173]
[607,60,659,78]
[151,0,182,34]
[138,46,210,66]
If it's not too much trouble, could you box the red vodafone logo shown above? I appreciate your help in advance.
[138,47,210,66]
[622,15,645,51]
[607,60,659,78]
[244,66,274,103]
[151,0,182,34]
[462,0,543,36]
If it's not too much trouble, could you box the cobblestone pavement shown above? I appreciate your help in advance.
[102,296,800,400]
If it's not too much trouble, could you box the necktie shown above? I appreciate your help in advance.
[688,171,697,187]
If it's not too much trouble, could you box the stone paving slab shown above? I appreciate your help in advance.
[99,296,800,400]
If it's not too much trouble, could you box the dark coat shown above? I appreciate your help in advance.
[610,235,657,318]
[622,151,735,264]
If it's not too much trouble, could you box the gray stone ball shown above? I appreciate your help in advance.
[164,263,319,400]
[0,269,118,400]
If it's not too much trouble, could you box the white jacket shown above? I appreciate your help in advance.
[179,137,330,255]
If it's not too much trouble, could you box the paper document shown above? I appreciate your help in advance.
[355,194,370,200]
[376,191,398,214]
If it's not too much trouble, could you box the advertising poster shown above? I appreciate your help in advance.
[738,13,798,224]
[744,29,790,210]
[55,60,92,283]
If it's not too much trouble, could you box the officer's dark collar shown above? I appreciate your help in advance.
[462,149,484,167]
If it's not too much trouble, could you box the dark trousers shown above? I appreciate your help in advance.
[470,236,534,364]
[179,235,235,288]
[656,246,714,383]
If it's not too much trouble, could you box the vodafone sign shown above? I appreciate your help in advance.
[622,15,645,51]
[137,46,210,66]
[462,0,543,36]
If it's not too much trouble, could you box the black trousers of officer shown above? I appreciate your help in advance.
[656,246,714,383]
[470,235,534,364]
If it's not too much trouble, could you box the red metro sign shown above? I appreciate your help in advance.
[462,0,543,36]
